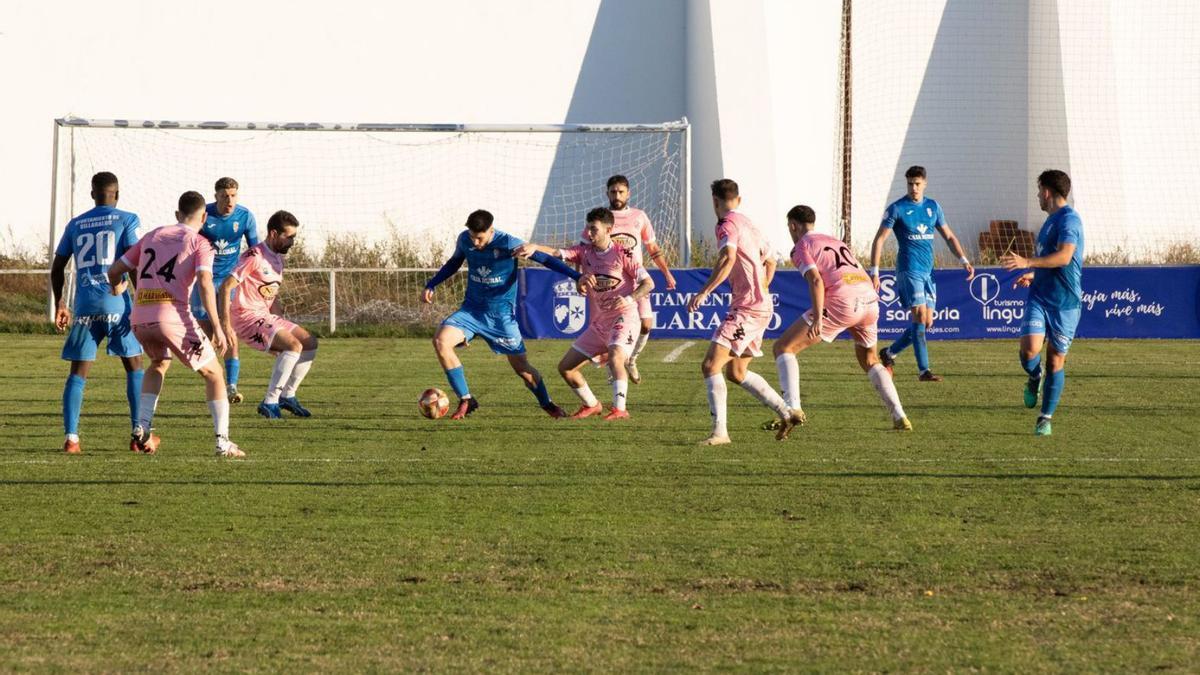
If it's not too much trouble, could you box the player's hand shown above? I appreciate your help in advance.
[511,244,536,259]
[1013,272,1034,288]
[963,261,976,281]
[576,274,597,296]
[806,316,822,340]
[111,278,128,296]
[871,274,881,292]
[222,322,236,345]
[687,290,707,314]
[211,328,228,355]
[421,287,434,304]
[1000,253,1028,271]
[54,305,71,332]
[664,272,677,291]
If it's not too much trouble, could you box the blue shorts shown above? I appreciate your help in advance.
[896,272,937,310]
[443,308,526,356]
[189,272,232,321]
[1020,299,1081,354]
[61,313,142,362]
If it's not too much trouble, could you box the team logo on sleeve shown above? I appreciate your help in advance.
[552,279,586,334]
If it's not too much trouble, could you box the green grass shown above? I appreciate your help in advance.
[1,335,1198,671]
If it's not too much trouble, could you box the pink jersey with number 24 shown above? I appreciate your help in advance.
[121,224,215,325]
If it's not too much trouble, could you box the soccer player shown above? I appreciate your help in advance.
[422,209,582,419]
[582,175,677,384]
[685,179,804,445]
[868,166,974,381]
[771,205,911,431]
[519,207,654,420]
[49,172,143,454]
[218,210,319,420]
[106,191,245,458]
[1001,169,1084,436]
[191,177,259,404]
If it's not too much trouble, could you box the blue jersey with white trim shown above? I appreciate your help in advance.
[200,203,259,279]
[458,229,525,313]
[54,205,140,316]
[1030,205,1084,311]
[881,196,946,276]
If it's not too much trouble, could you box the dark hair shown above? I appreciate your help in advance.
[606,174,629,190]
[178,191,206,217]
[214,177,239,192]
[711,178,739,200]
[465,209,494,233]
[904,166,926,180]
[91,172,118,192]
[586,207,615,226]
[1038,169,1071,198]
[267,210,299,233]
[787,205,816,225]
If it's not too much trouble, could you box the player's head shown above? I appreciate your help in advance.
[464,209,495,250]
[214,177,239,216]
[90,172,119,206]
[786,205,817,241]
[584,207,615,247]
[904,166,927,202]
[710,178,741,216]
[1036,169,1071,212]
[265,210,300,255]
[177,191,207,226]
[606,175,630,210]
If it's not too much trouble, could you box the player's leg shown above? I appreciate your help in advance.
[59,318,107,453]
[913,276,940,381]
[107,312,145,444]
[219,291,243,404]
[278,326,318,417]
[700,341,735,444]
[434,313,475,411]
[724,354,798,440]
[771,314,823,412]
[1034,307,1078,436]
[560,340,603,419]
[195,358,243,457]
[132,357,169,454]
[258,324,303,419]
[880,273,921,370]
[857,344,910,430]
[506,352,565,418]
[1019,300,1048,410]
[603,346,630,420]
[625,300,654,384]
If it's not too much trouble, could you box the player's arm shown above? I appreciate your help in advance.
[244,211,260,247]
[197,270,227,353]
[422,249,466,303]
[763,256,777,288]
[512,243,560,259]
[218,274,238,338]
[936,224,975,280]
[106,257,134,295]
[626,271,654,309]
[528,250,582,281]
[869,225,892,290]
[643,241,676,290]
[50,254,72,331]
[803,267,825,339]
[1001,243,1076,272]
[686,245,735,313]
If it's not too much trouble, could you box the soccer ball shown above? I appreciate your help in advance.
[418,387,450,419]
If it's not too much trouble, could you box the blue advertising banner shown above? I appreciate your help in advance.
[518,266,1200,340]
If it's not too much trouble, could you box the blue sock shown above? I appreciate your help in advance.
[126,369,143,430]
[890,324,916,355]
[225,358,240,387]
[445,366,470,398]
[526,376,552,407]
[1041,368,1065,417]
[63,374,86,436]
[913,323,930,373]
[1021,353,1042,379]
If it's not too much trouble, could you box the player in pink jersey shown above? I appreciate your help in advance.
[770,206,911,432]
[686,179,804,445]
[106,191,245,458]
[518,207,654,420]
[580,175,678,384]
[218,210,319,420]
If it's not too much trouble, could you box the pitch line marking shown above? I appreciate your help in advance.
[2,456,1199,466]
[663,341,696,363]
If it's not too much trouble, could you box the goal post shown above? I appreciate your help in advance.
[48,117,691,327]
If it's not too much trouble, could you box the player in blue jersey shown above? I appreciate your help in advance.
[49,172,143,454]
[422,209,582,420]
[869,165,974,381]
[1002,170,1084,436]
[191,177,259,404]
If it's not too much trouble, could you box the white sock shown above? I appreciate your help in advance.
[868,364,906,420]
[66,433,80,443]
[739,371,790,417]
[775,353,801,410]
[208,399,230,439]
[573,383,599,407]
[138,392,159,430]
[265,350,301,404]
[630,332,650,361]
[282,349,316,398]
[705,373,728,438]
[611,378,628,411]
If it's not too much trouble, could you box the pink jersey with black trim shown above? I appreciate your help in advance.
[790,232,877,304]
[559,242,648,325]
[580,207,656,265]
[715,211,773,314]
[121,224,215,324]
[230,242,285,317]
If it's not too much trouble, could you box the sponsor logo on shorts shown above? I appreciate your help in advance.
[136,288,174,305]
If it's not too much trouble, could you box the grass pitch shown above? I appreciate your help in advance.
[1,334,1198,671]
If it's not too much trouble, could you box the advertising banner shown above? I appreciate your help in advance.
[518,266,1200,340]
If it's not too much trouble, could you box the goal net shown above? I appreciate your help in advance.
[50,118,689,328]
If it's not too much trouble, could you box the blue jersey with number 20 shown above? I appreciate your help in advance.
[55,205,140,316]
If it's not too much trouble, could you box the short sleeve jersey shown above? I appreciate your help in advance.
[559,242,648,324]
[791,232,877,305]
[230,243,285,316]
[54,205,141,316]
[1030,205,1085,311]
[200,203,259,280]
[881,196,946,276]
[715,211,773,314]
[459,229,525,313]
[120,224,216,324]
[580,207,656,265]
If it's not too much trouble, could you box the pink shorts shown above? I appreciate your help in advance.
[637,295,653,321]
[232,311,299,353]
[572,312,639,363]
[712,308,773,358]
[133,319,217,371]
[803,297,879,347]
